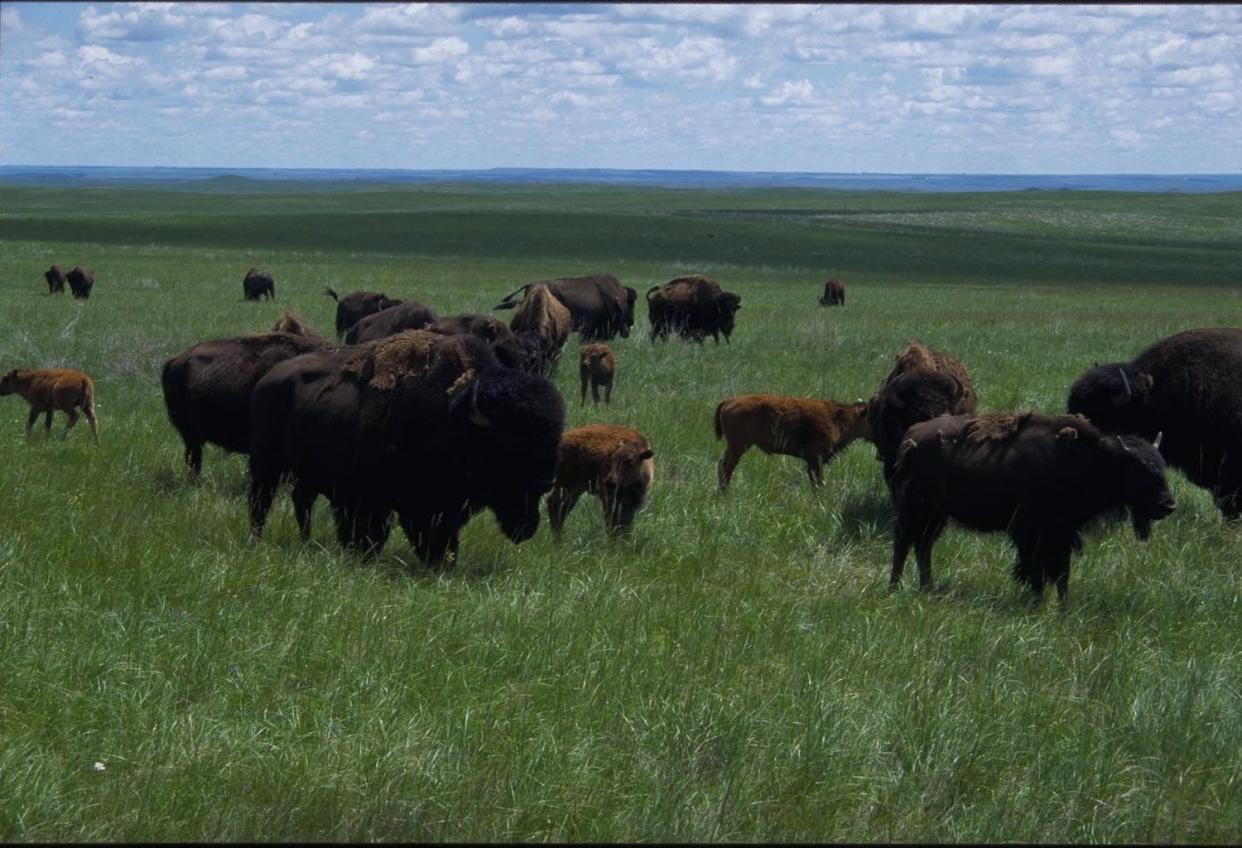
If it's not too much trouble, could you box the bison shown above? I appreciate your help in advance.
[889,411,1175,601]
[161,331,330,481]
[428,313,515,344]
[247,330,565,564]
[646,275,742,344]
[324,287,403,339]
[1068,328,1242,518]
[495,274,632,341]
[818,278,845,306]
[1,367,99,442]
[243,268,276,301]
[66,266,94,300]
[45,265,66,294]
[508,284,572,376]
[344,300,438,345]
[714,394,871,490]
[547,424,654,538]
[271,311,328,344]
[579,343,615,406]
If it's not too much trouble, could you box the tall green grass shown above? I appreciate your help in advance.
[0,183,1240,841]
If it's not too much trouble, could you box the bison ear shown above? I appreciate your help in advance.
[1136,372,1154,392]
[1056,426,1078,442]
[1153,430,1163,450]
[639,449,654,461]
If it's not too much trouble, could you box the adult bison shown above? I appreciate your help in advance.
[247,330,565,565]
[507,284,572,376]
[161,329,329,481]
[324,287,403,339]
[344,300,437,345]
[428,313,514,343]
[66,266,94,300]
[819,278,845,306]
[45,265,66,294]
[646,275,742,344]
[1068,327,1242,517]
[243,268,276,301]
[495,274,632,341]
[889,411,1175,601]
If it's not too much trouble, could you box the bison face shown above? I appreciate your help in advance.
[1067,362,1154,436]
[601,446,654,535]
[0,369,17,395]
[1108,434,1175,539]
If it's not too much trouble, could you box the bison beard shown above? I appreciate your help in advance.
[246,330,565,566]
[888,412,1175,601]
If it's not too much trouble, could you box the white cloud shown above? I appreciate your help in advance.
[411,36,469,65]
[758,79,817,108]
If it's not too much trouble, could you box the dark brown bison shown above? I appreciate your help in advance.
[508,284,572,376]
[66,266,94,300]
[45,265,66,294]
[889,411,1175,601]
[428,313,515,344]
[324,287,403,339]
[818,278,845,306]
[646,275,742,344]
[1,367,99,442]
[1068,327,1242,517]
[868,339,978,479]
[579,343,615,406]
[344,300,437,345]
[161,331,330,480]
[547,424,654,539]
[247,330,565,564]
[495,274,632,341]
[714,394,871,490]
[243,268,275,301]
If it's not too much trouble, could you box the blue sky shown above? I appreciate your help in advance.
[1,3,1239,173]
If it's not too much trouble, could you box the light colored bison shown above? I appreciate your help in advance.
[547,424,654,538]
[579,343,615,406]
[0,367,99,442]
[508,284,572,376]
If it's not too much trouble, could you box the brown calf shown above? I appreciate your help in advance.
[0,368,99,442]
[547,424,654,538]
[579,343,615,405]
[714,394,871,490]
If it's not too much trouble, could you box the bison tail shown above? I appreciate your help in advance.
[713,401,726,440]
[323,286,339,302]
[646,285,661,302]
[493,283,531,311]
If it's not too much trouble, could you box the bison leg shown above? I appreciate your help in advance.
[62,407,79,437]
[43,410,54,435]
[546,487,581,540]
[591,381,601,405]
[804,454,824,487]
[292,483,317,541]
[718,443,748,492]
[401,511,460,566]
[25,407,40,438]
[604,379,612,406]
[580,372,588,406]
[890,525,911,589]
[333,502,391,555]
[184,440,204,482]
[247,476,278,539]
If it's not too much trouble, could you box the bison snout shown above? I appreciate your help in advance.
[1154,494,1176,518]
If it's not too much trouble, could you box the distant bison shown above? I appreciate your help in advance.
[818,278,845,306]
[889,411,1175,601]
[495,273,632,341]
[579,343,615,406]
[243,268,275,301]
[868,339,977,479]
[0,367,99,442]
[646,275,742,344]
[44,265,66,294]
[714,394,870,490]
[547,424,654,538]
[1068,327,1242,518]
[344,300,437,345]
[324,287,403,339]
[247,330,565,564]
[66,266,94,300]
[508,284,572,376]
[161,331,329,480]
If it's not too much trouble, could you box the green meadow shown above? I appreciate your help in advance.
[1,180,1240,841]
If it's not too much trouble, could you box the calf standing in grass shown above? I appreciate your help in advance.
[548,424,654,538]
[0,368,99,442]
[714,394,871,490]
[579,343,615,406]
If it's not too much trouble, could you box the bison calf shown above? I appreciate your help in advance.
[548,424,654,538]
[714,394,871,490]
[45,265,66,294]
[579,343,615,406]
[0,368,99,442]
[243,268,276,301]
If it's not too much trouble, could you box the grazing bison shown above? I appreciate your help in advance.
[1068,327,1242,518]
[428,313,515,344]
[868,339,978,479]
[508,284,572,376]
[889,411,1175,601]
[324,287,403,339]
[243,268,276,301]
[1,367,99,442]
[66,266,94,300]
[579,343,615,406]
[714,394,870,490]
[492,331,546,375]
[247,330,565,564]
[818,278,845,306]
[646,275,742,344]
[547,424,654,538]
[344,300,437,345]
[45,265,66,294]
[495,273,632,341]
[161,331,329,480]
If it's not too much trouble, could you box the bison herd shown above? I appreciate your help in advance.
[14,261,1242,603]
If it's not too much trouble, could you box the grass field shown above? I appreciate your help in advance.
[1,180,1241,841]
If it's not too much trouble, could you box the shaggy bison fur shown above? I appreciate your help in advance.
[547,424,654,538]
[646,275,742,344]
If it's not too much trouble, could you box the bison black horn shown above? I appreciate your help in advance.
[1115,368,1132,407]
[1153,431,1163,450]
[468,381,491,428]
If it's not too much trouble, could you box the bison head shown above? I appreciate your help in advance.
[0,369,18,395]
[601,442,654,536]
[871,370,965,470]
[1106,432,1175,539]
[1067,362,1156,437]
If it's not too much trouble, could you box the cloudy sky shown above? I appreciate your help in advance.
[1,3,1239,173]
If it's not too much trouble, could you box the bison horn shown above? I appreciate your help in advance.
[1115,368,1132,407]
[468,381,491,428]
[1153,431,1163,450]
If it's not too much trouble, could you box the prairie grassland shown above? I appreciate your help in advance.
[0,182,1240,842]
